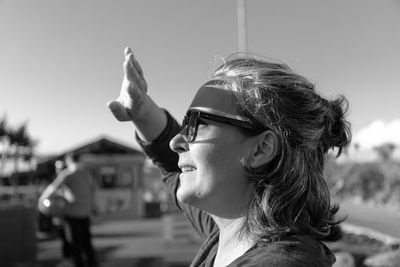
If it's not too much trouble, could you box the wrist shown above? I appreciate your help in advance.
[130,96,168,142]
[129,94,153,122]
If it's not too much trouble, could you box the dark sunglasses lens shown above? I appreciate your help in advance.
[182,116,188,128]
[187,113,198,142]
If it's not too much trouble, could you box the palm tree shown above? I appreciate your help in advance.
[0,116,10,178]
[9,123,35,178]
[2,120,36,202]
[1,114,38,205]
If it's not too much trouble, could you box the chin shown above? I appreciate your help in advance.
[176,187,200,206]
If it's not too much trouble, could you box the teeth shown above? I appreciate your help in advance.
[181,166,196,172]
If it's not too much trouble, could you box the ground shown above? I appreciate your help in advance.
[37,217,201,267]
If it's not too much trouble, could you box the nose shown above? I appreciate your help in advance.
[169,131,189,153]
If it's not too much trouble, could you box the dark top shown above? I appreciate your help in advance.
[137,110,336,267]
[54,167,94,217]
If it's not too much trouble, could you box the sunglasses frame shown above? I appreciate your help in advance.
[182,110,263,143]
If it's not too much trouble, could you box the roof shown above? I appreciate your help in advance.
[37,135,144,166]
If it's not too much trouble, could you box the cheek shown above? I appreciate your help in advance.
[192,127,251,186]
[199,144,245,184]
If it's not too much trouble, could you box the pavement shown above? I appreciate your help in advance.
[338,199,400,240]
[32,199,400,267]
[36,216,201,267]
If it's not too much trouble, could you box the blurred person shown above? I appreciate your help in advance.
[39,153,97,267]
[52,160,73,267]
[107,47,351,266]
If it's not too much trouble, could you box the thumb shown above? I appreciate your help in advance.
[107,100,130,121]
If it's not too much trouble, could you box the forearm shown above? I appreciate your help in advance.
[39,175,63,201]
[39,184,57,201]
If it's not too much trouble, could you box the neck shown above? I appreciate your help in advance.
[211,215,254,267]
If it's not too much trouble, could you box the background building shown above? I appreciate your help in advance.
[36,136,147,224]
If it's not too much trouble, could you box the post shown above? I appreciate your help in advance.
[237,0,247,52]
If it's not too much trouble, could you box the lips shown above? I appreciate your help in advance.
[179,164,196,173]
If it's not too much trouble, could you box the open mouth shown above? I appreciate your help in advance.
[179,166,196,173]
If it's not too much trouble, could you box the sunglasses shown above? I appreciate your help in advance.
[181,110,264,143]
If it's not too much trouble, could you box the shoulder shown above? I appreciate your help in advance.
[232,235,335,267]
[68,167,90,176]
[61,168,87,180]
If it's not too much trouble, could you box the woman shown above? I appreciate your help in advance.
[108,47,351,266]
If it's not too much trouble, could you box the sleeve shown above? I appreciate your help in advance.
[136,110,180,174]
[52,171,68,188]
[136,110,218,239]
[39,171,68,201]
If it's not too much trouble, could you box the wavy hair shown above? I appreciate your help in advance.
[212,53,351,242]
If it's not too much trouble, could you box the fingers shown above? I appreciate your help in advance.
[124,55,140,84]
[123,47,141,85]
[110,46,148,122]
[124,47,144,76]
[131,55,144,76]
[123,53,148,93]
[124,46,132,57]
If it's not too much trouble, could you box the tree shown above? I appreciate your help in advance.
[0,115,37,204]
[374,143,396,162]
[374,142,398,202]
[9,123,34,179]
[0,117,6,136]
[0,116,10,177]
[0,115,36,182]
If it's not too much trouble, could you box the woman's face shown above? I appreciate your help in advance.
[169,81,256,218]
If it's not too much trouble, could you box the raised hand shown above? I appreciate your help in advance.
[107,47,148,121]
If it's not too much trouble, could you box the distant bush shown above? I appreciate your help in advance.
[325,157,400,208]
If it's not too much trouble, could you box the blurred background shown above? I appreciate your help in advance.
[1,1,400,267]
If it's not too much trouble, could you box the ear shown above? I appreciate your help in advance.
[248,130,278,169]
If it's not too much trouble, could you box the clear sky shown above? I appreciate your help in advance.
[1,0,399,154]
